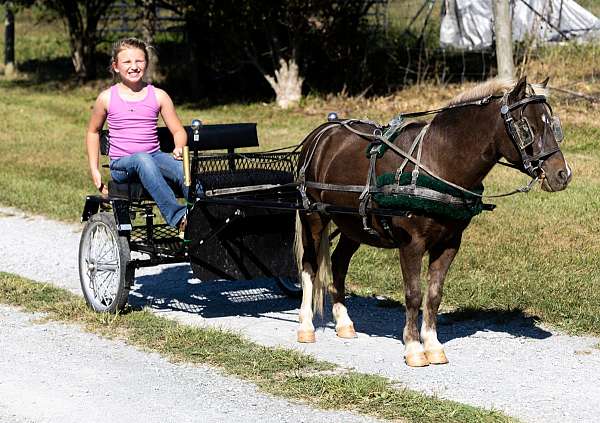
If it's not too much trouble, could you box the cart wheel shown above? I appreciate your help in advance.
[276,277,302,299]
[79,212,133,313]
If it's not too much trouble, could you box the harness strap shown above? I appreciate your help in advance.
[410,124,429,190]
[395,121,422,183]
[298,122,342,208]
[358,150,380,234]
[305,181,365,192]
[304,181,482,206]
[394,95,498,119]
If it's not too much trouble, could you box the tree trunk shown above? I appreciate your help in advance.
[141,0,158,83]
[492,0,515,80]
[4,2,15,77]
[70,35,88,80]
[264,59,303,109]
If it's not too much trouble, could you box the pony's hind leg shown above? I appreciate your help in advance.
[421,236,462,365]
[298,262,317,343]
[399,245,429,367]
[296,212,330,343]
[330,233,360,339]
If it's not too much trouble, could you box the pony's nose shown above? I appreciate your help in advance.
[557,169,570,185]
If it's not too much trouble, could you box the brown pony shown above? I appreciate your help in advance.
[295,77,571,367]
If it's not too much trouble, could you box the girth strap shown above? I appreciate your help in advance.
[358,149,380,234]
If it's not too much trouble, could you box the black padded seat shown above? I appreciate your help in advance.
[108,178,184,201]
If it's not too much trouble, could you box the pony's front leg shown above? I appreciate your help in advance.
[421,237,462,365]
[399,245,428,367]
[331,234,360,339]
[298,262,317,343]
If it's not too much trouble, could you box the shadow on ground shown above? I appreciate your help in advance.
[129,264,552,344]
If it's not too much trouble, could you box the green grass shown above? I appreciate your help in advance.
[0,272,512,423]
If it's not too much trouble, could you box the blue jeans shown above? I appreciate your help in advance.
[110,151,188,227]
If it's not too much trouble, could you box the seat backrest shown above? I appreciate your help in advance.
[100,123,259,156]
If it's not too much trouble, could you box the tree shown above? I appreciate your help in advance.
[234,0,376,108]
[492,0,515,79]
[37,0,115,80]
[1,0,35,76]
[3,1,15,76]
[138,0,159,83]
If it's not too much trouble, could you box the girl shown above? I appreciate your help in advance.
[85,37,188,232]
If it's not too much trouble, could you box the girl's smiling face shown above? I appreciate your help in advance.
[113,47,146,85]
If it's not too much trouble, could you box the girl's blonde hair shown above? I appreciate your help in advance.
[108,37,150,80]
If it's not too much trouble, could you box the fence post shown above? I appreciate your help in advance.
[4,2,15,77]
[492,0,514,80]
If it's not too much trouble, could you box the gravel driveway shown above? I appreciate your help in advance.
[1,206,599,423]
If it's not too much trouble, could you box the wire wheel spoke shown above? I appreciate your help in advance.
[96,260,118,272]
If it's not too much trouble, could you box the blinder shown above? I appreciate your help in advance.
[550,115,564,143]
[512,117,534,150]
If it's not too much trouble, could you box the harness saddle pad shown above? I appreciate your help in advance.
[374,172,485,220]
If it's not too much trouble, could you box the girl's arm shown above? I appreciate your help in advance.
[156,88,187,159]
[86,90,109,194]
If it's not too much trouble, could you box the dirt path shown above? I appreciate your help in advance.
[1,206,599,423]
[0,305,377,423]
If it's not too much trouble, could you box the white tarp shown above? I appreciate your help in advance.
[440,0,600,50]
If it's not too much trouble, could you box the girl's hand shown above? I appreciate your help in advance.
[172,147,184,160]
[91,169,108,195]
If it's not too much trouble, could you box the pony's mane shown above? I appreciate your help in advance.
[447,78,550,106]
[447,78,514,106]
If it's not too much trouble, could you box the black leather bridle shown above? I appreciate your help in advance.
[500,94,564,178]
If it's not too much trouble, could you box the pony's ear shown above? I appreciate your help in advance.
[508,76,528,102]
[540,77,550,88]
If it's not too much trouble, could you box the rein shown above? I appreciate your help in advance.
[340,120,539,199]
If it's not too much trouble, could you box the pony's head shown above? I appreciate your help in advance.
[498,76,571,192]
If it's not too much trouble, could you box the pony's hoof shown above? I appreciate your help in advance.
[336,324,357,339]
[297,330,316,343]
[405,352,429,367]
[425,349,449,365]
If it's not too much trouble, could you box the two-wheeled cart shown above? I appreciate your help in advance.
[79,120,302,312]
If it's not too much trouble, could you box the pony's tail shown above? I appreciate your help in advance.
[313,222,332,317]
[293,211,304,287]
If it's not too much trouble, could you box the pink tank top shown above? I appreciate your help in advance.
[107,84,160,159]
